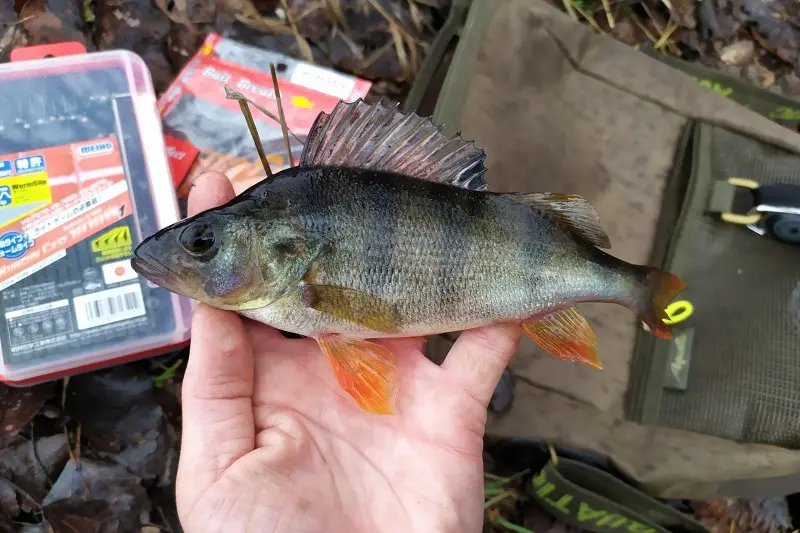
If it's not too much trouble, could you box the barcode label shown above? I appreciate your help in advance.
[72,283,146,330]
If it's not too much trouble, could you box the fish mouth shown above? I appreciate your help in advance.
[130,246,194,297]
[130,255,165,284]
[131,254,174,288]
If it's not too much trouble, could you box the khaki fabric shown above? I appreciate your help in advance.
[425,0,800,499]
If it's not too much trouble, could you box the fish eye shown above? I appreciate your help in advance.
[180,222,216,256]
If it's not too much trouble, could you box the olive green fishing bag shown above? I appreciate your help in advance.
[408,0,800,500]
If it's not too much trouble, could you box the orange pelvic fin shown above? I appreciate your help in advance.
[521,306,602,370]
[317,335,397,415]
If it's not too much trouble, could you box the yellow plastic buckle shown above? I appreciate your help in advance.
[719,177,762,226]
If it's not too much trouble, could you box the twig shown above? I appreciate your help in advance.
[64,426,76,464]
[628,11,661,45]
[484,486,505,497]
[494,516,536,533]
[29,422,53,487]
[600,0,616,28]
[633,4,680,55]
[64,424,90,498]
[560,0,580,22]
[749,27,779,57]
[484,489,517,509]
[157,505,175,533]
[484,468,532,486]
[229,0,293,34]
[359,40,397,72]
[280,0,314,62]
[61,376,69,411]
[324,0,347,27]
[154,359,183,388]
[488,509,536,533]
[654,21,678,50]
[75,424,81,461]
[223,86,305,145]
[365,0,421,75]
[225,86,273,177]
[330,26,364,60]
[570,0,605,32]
[547,443,559,465]
[364,0,418,43]
[269,63,294,166]
[389,23,412,81]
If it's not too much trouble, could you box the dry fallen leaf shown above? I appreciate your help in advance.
[0,3,27,62]
[18,0,93,49]
[64,367,173,483]
[223,0,293,33]
[761,68,776,87]
[720,39,756,65]
[43,458,150,531]
[0,383,55,437]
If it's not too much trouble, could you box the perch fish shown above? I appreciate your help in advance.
[130,100,685,415]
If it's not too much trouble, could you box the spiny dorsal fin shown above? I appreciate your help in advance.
[299,99,488,191]
[506,192,612,249]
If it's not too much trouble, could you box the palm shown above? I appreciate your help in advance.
[175,171,520,533]
[179,319,490,533]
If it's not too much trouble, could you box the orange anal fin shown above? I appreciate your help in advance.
[317,336,397,415]
[520,307,603,370]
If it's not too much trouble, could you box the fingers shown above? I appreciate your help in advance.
[440,323,522,408]
[187,170,233,216]
[179,305,256,485]
[178,172,257,486]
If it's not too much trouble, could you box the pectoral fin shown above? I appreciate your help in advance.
[521,307,602,369]
[317,336,397,415]
[302,283,402,333]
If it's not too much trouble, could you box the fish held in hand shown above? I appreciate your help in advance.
[130,100,685,415]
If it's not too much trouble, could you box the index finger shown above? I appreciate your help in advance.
[440,324,521,408]
[179,171,258,484]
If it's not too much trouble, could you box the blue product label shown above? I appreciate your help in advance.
[13,155,46,175]
[0,161,11,178]
[0,186,11,207]
[0,231,34,260]
[78,142,114,157]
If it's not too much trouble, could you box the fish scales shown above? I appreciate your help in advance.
[131,98,686,414]
[238,166,616,338]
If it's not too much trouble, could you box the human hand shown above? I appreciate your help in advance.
[175,171,522,533]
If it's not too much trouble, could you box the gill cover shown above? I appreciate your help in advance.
[133,194,324,311]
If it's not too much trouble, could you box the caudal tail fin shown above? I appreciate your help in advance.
[633,267,686,339]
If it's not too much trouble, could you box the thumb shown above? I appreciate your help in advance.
[440,324,522,408]
[177,170,255,495]
[177,304,255,491]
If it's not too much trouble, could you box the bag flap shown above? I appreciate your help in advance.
[426,0,800,498]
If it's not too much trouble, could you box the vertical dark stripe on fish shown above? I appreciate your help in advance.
[466,191,498,319]
[437,185,489,321]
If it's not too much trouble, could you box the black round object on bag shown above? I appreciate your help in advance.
[765,213,800,244]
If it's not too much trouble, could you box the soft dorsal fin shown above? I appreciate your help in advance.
[505,192,612,249]
[299,99,488,191]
